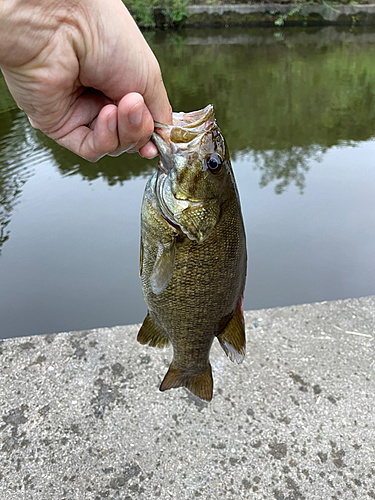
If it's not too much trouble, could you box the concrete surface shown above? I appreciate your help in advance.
[182,3,375,27]
[0,296,374,499]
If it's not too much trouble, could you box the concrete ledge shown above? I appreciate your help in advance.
[1,296,375,498]
[181,3,375,26]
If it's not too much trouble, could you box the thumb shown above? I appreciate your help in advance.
[143,59,173,126]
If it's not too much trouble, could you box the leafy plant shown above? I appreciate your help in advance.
[274,5,302,26]
[159,0,189,27]
[124,0,188,28]
[126,0,156,28]
[321,0,341,12]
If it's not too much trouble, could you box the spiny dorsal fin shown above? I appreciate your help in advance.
[160,363,213,401]
[217,305,246,364]
[137,313,169,348]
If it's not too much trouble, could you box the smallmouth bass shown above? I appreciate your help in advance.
[138,105,247,401]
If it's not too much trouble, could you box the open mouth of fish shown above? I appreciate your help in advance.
[152,105,215,174]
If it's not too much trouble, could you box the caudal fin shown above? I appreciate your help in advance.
[160,363,213,401]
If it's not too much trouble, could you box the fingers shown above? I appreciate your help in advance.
[54,104,120,162]
[108,93,155,157]
[140,61,173,159]
[139,141,159,159]
[142,56,173,128]
[47,92,157,162]
[40,90,163,162]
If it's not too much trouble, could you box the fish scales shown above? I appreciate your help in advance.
[138,105,247,401]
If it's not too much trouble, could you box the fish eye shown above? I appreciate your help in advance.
[205,153,222,173]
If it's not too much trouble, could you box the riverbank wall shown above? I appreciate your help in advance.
[1,296,374,499]
[180,3,375,27]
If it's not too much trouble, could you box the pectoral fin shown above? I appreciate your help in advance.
[137,313,169,348]
[217,304,246,364]
[150,238,176,295]
[178,201,220,243]
[160,363,213,401]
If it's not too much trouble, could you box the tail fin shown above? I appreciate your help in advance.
[160,363,213,401]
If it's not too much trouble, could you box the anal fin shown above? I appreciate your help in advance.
[160,363,213,402]
[137,313,169,348]
[217,303,246,364]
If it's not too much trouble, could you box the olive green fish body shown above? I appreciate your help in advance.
[138,105,247,401]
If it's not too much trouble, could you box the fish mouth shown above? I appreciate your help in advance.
[151,132,176,174]
[171,104,215,131]
[152,105,216,174]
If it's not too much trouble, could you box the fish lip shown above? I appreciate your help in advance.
[151,130,177,175]
[152,105,216,174]
[151,131,169,174]
[173,105,214,130]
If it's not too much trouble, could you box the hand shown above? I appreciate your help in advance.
[0,0,172,161]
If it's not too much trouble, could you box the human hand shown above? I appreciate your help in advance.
[0,0,172,161]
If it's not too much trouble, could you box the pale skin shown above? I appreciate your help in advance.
[0,0,172,161]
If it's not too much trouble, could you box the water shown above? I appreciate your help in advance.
[1,26,375,339]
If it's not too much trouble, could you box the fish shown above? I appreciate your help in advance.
[138,105,247,401]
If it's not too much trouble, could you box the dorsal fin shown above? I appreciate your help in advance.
[137,313,169,348]
[160,363,213,401]
[217,303,246,364]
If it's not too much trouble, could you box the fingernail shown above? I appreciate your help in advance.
[108,111,117,132]
[129,102,143,126]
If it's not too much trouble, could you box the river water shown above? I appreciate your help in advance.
[1,26,375,339]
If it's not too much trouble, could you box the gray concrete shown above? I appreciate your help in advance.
[183,3,375,27]
[187,3,375,19]
[0,296,374,499]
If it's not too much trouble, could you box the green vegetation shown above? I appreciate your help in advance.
[32,31,375,194]
[126,0,188,28]
[2,26,375,250]
[154,31,375,141]
[127,0,156,27]
[124,0,373,28]
[0,110,35,254]
[0,78,18,114]
[273,5,303,27]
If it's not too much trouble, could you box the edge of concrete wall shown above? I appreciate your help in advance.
[1,296,374,499]
[155,3,375,27]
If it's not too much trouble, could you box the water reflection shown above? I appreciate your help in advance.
[36,132,157,184]
[2,26,375,196]
[2,27,375,337]
[0,110,44,254]
[251,144,325,194]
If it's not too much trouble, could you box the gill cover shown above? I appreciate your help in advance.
[152,105,224,243]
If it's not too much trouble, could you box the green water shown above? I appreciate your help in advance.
[1,26,375,338]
